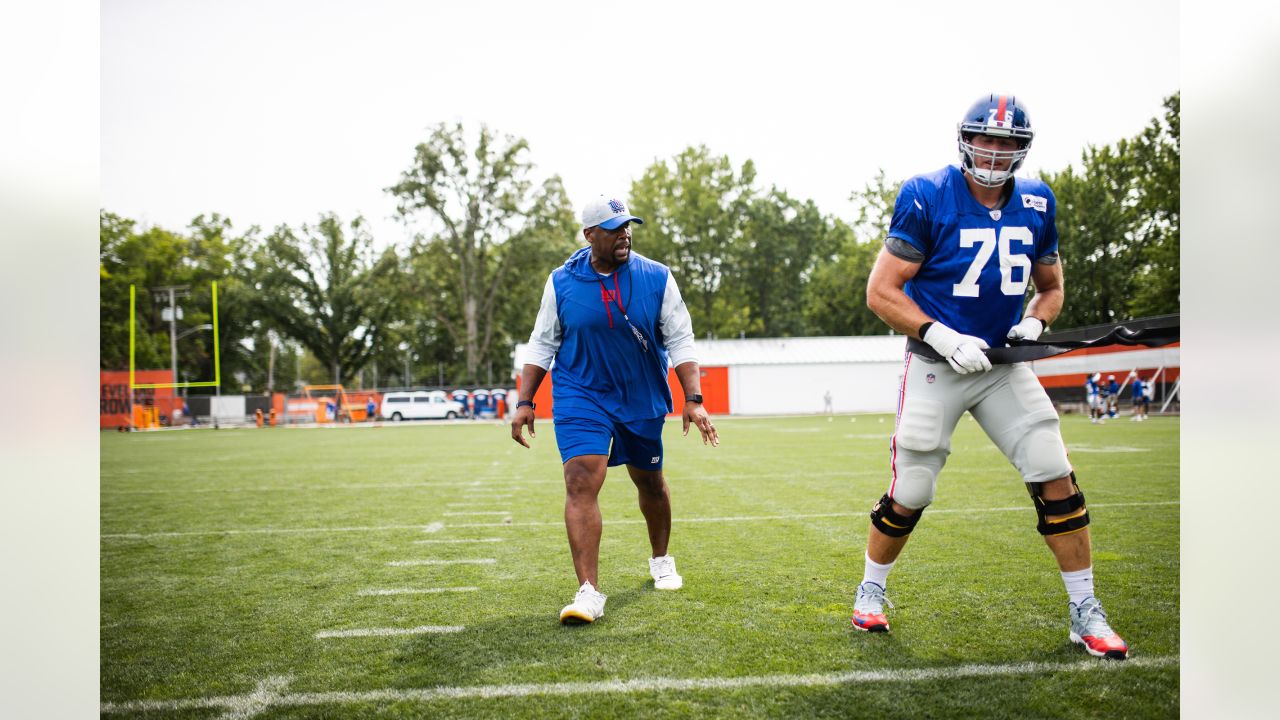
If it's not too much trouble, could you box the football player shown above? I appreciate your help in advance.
[850,94,1128,659]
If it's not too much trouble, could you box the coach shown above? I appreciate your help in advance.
[511,194,718,625]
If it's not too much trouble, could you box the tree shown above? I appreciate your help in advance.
[1127,93,1179,318]
[803,171,900,336]
[739,189,843,337]
[628,146,757,338]
[1044,93,1179,327]
[387,123,574,384]
[247,213,401,386]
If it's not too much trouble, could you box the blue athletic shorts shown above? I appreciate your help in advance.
[553,412,666,469]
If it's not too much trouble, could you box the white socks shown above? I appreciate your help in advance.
[862,554,895,589]
[1062,567,1095,605]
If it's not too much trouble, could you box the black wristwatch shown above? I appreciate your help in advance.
[516,400,535,410]
[686,394,703,405]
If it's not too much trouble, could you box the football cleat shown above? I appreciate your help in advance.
[1069,596,1129,659]
[649,555,683,590]
[559,581,607,625]
[851,581,893,633]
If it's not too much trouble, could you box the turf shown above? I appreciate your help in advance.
[101,413,1179,718]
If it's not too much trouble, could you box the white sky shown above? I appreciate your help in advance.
[102,0,1179,246]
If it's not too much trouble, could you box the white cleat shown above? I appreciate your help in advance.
[649,555,683,590]
[559,581,607,625]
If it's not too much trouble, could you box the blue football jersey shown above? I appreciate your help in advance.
[888,165,1059,347]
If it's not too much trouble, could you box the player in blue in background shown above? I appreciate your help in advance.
[513,195,719,626]
[1106,374,1121,418]
[1130,373,1148,421]
[1085,373,1102,424]
[849,94,1128,659]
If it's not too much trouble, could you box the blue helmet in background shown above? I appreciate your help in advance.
[957,94,1034,187]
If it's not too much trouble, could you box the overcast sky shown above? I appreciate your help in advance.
[102,0,1179,246]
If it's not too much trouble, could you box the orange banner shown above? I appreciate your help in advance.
[100,370,180,429]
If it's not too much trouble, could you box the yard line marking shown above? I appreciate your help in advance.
[315,625,464,639]
[215,675,291,720]
[102,502,1179,539]
[102,480,538,495]
[443,511,511,516]
[446,502,511,507]
[99,655,1177,714]
[448,501,1182,528]
[357,587,479,596]
[412,538,503,545]
[387,558,496,566]
[423,522,444,534]
[101,523,446,539]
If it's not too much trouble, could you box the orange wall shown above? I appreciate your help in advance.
[518,366,730,419]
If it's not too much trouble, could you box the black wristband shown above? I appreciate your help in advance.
[516,400,535,410]
[918,321,935,340]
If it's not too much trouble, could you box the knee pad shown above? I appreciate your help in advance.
[1027,472,1090,536]
[1013,421,1072,483]
[890,463,938,509]
[870,492,925,538]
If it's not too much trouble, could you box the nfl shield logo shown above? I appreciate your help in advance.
[926,373,936,384]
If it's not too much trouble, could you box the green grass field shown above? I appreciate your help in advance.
[101,413,1179,718]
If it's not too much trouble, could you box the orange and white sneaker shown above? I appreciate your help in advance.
[850,581,893,633]
[559,581,607,625]
[1069,596,1129,660]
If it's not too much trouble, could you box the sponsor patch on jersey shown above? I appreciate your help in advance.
[650,456,661,464]
[1021,194,1048,212]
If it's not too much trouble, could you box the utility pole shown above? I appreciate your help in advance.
[153,285,190,391]
[266,331,276,394]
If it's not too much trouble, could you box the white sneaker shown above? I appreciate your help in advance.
[649,555,683,590]
[559,581,607,624]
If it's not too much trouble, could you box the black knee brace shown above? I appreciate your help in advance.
[870,493,924,538]
[1028,472,1090,536]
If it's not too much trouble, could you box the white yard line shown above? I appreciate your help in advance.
[448,501,1182,528]
[412,538,503,544]
[102,523,445,539]
[100,655,1178,714]
[102,480,534,495]
[102,502,1180,539]
[443,511,511,516]
[214,675,292,720]
[356,587,479,596]
[387,558,496,567]
[315,625,465,639]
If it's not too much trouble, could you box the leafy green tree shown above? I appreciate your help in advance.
[629,146,757,338]
[1127,93,1179,318]
[804,171,901,336]
[246,213,402,386]
[739,189,843,337]
[100,211,258,393]
[387,123,574,384]
[1043,92,1179,327]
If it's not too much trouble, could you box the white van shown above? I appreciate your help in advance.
[379,391,465,421]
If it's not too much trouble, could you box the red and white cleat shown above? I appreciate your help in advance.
[1069,596,1129,659]
[851,581,893,633]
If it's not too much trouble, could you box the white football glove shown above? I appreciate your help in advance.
[1006,316,1045,342]
[923,322,992,374]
